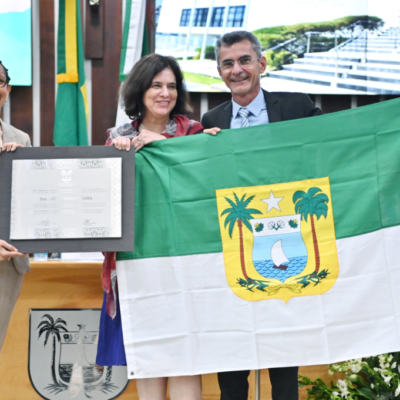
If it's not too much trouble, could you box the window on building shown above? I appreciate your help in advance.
[194,8,209,27]
[227,6,245,27]
[180,9,191,27]
[211,7,225,27]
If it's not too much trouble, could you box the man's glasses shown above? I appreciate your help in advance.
[219,57,260,71]
[0,74,9,88]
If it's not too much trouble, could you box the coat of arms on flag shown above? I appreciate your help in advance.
[216,177,339,302]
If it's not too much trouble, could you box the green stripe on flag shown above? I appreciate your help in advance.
[117,98,400,262]
[54,0,88,146]
[119,0,132,81]
[57,0,67,75]
[141,18,149,57]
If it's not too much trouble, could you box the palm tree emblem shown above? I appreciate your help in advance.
[38,314,68,389]
[221,193,262,282]
[293,187,329,277]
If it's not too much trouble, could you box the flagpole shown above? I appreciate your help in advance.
[255,370,261,400]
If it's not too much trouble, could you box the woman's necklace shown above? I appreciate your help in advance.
[139,120,172,134]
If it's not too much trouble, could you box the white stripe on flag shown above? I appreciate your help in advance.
[117,225,400,379]
[122,0,146,77]
[116,0,146,127]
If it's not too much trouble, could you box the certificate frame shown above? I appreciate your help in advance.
[0,146,135,253]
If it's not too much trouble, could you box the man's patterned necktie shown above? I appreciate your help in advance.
[238,107,250,128]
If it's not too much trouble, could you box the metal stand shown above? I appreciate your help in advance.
[255,370,261,400]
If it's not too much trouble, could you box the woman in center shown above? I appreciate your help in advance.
[97,54,219,400]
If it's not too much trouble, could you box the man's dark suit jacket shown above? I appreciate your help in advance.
[201,89,322,129]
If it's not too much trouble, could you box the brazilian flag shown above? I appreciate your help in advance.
[119,0,149,82]
[54,0,88,146]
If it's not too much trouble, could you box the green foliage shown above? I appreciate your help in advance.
[204,45,215,60]
[265,50,295,70]
[254,223,264,232]
[296,269,329,288]
[193,47,201,60]
[192,45,215,60]
[253,15,384,49]
[289,219,299,228]
[299,354,400,399]
[237,277,271,292]
[221,193,262,238]
[183,72,223,86]
[293,187,329,222]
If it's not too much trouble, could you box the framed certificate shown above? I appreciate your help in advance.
[0,146,135,253]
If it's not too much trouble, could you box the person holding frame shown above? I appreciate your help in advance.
[0,60,30,353]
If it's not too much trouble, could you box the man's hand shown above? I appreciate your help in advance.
[203,127,221,136]
[132,130,166,152]
[0,142,23,155]
[0,240,28,262]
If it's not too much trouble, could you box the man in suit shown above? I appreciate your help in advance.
[0,60,31,353]
[201,31,322,400]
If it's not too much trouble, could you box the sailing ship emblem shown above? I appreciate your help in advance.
[29,309,129,400]
[216,177,339,302]
[251,214,308,282]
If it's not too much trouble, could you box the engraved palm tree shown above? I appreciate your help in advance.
[221,193,262,281]
[293,187,329,274]
[38,314,68,386]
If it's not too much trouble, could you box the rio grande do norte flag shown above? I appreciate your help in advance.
[54,0,88,146]
[117,98,400,379]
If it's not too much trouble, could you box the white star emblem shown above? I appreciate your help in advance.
[262,191,283,212]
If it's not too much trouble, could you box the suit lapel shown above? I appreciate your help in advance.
[219,102,232,130]
[263,90,282,123]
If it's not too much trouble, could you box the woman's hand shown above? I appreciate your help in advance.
[0,142,23,155]
[0,239,28,262]
[110,137,132,151]
[203,127,221,136]
[132,129,166,152]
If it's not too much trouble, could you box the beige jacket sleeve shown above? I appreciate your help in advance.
[0,119,31,274]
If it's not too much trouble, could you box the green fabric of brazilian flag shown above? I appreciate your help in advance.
[54,0,88,146]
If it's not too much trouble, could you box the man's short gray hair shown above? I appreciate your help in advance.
[215,31,262,64]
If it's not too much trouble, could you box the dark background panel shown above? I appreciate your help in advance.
[320,95,352,114]
[190,92,201,122]
[39,0,55,147]
[10,86,33,143]
[91,0,122,145]
[85,0,104,59]
[208,92,231,111]
[357,95,383,107]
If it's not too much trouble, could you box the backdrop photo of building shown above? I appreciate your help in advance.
[156,0,400,94]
